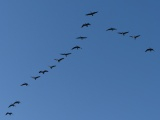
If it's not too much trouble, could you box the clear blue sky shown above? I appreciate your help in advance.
[1,0,160,120]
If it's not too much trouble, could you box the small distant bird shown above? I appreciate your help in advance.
[60,53,71,57]
[130,35,140,39]
[145,48,154,52]
[106,28,117,31]
[8,104,15,108]
[76,36,87,40]
[13,101,20,105]
[49,65,56,69]
[81,23,91,28]
[20,83,28,86]
[54,58,64,62]
[118,31,129,36]
[86,11,98,16]
[31,76,40,80]
[71,46,82,50]
[5,112,13,115]
[39,70,48,74]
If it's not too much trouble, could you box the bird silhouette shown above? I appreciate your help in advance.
[86,11,98,16]
[145,48,154,52]
[20,83,28,86]
[106,28,117,31]
[5,112,13,115]
[8,104,15,108]
[13,101,20,105]
[130,35,140,39]
[54,58,64,62]
[81,23,91,28]
[76,36,87,40]
[60,53,71,57]
[39,70,48,74]
[118,31,129,36]
[31,76,40,80]
[71,46,82,50]
[49,65,56,69]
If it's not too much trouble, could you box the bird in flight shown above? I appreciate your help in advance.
[49,65,56,69]
[76,36,87,40]
[54,58,64,62]
[5,112,13,115]
[71,46,82,50]
[31,76,40,80]
[20,83,28,86]
[81,23,91,28]
[39,70,48,74]
[145,48,154,52]
[13,101,20,105]
[106,28,117,31]
[86,11,98,16]
[118,31,129,36]
[130,35,140,39]
[8,104,15,108]
[60,53,71,57]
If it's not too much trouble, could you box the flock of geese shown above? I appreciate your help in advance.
[5,10,154,116]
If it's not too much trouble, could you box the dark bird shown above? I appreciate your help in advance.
[8,104,15,108]
[49,65,56,69]
[39,70,48,74]
[20,83,28,86]
[60,53,71,57]
[13,101,20,105]
[118,31,129,36]
[31,76,40,80]
[130,35,140,39]
[106,28,117,31]
[5,112,13,115]
[71,46,82,50]
[54,58,64,62]
[145,48,154,52]
[86,11,98,16]
[81,23,91,28]
[76,36,87,40]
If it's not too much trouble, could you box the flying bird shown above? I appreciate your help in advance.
[39,70,48,74]
[145,48,154,52]
[5,112,13,115]
[31,76,40,80]
[81,23,91,28]
[86,11,98,16]
[130,35,140,39]
[49,65,56,69]
[106,28,117,31]
[76,36,87,40]
[118,31,129,36]
[20,83,28,86]
[8,104,15,108]
[13,101,20,105]
[60,53,71,57]
[54,58,64,62]
[71,46,82,50]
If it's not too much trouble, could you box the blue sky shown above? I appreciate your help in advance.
[1,0,160,120]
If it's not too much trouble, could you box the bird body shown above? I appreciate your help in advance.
[106,28,117,31]
[118,31,129,36]
[8,104,15,108]
[60,53,71,57]
[130,35,140,39]
[81,23,91,28]
[14,101,20,104]
[20,83,28,86]
[39,70,48,74]
[76,36,87,40]
[31,76,40,80]
[145,48,154,52]
[6,112,13,115]
[54,58,64,62]
[71,46,82,50]
[49,65,56,69]
[86,11,98,16]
